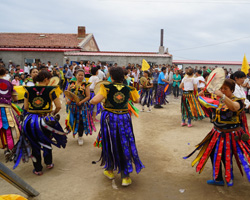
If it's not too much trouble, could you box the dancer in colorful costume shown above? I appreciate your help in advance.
[184,79,250,186]
[88,67,102,122]
[65,69,95,146]
[0,66,20,152]
[16,70,67,175]
[179,68,205,127]
[139,71,153,112]
[90,67,144,187]
[154,67,169,108]
[231,71,250,139]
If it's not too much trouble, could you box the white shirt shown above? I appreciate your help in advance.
[46,64,53,71]
[234,84,250,108]
[181,77,196,91]
[168,71,173,84]
[88,76,100,91]
[103,65,108,74]
[3,74,11,81]
[132,72,139,82]
[79,64,85,69]
[243,78,249,92]
[195,76,205,88]
[24,66,30,74]
[97,70,106,81]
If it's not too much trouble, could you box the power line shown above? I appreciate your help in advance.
[98,0,250,4]
[171,36,250,52]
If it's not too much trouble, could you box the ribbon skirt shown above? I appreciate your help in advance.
[181,91,205,121]
[155,85,165,105]
[99,110,144,175]
[0,106,21,150]
[66,102,96,136]
[184,127,250,183]
[89,92,103,116]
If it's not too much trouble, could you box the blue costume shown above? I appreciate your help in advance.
[97,83,144,177]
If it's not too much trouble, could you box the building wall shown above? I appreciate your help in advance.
[173,63,241,72]
[65,55,172,66]
[0,51,64,68]
[82,38,99,51]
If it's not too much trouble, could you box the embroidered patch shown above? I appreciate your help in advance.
[113,92,125,103]
[114,84,124,91]
[32,97,44,108]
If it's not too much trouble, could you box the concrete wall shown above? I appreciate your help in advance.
[173,63,241,72]
[65,55,172,66]
[0,51,64,68]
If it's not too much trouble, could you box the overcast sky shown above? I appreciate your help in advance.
[1,0,250,61]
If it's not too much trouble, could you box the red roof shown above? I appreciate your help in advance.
[173,60,246,65]
[0,48,80,52]
[65,51,172,57]
[0,33,85,49]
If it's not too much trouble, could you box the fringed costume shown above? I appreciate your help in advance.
[89,91,103,116]
[65,81,96,137]
[11,86,67,170]
[155,84,166,106]
[0,78,21,151]
[96,83,144,177]
[184,96,250,185]
[181,91,205,121]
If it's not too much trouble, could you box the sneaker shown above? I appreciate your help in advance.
[207,179,224,186]
[188,124,192,128]
[46,163,54,169]
[147,109,151,113]
[181,123,187,126]
[122,177,132,186]
[78,137,84,146]
[103,170,115,180]
[94,119,100,123]
[154,105,161,109]
[227,179,234,187]
[33,169,43,176]
[140,109,144,112]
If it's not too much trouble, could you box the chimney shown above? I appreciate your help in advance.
[78,26,86,38]
[160,29,164,46]
[159,29,165,54]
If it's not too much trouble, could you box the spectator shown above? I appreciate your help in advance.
[12,74,20,86]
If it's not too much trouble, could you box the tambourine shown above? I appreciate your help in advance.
[64,90,80,103]
[206,68,225,93]
[48,77,60,86]
[94,81,111,95]
[140,77,148,86]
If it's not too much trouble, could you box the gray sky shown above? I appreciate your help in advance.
[1,0,250,61]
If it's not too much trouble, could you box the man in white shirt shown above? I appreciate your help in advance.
[97,66,106,81]
[195,70,205,92]
[132,69,140,90]
[46,61,53,71]
[79,60,85,69]
[24,63,30,74]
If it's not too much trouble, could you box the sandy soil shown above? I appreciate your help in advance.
[1,95,250,200]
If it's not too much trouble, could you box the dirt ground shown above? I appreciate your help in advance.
[1,94,250,200]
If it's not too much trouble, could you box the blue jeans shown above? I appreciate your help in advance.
[182,117,191,124]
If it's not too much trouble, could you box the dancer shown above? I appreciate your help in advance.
[154,67,169,108]
[179,68,205,127]
[184,79,250,186]
[0,66,20,153]
[139,71,153,112]
[90,67,144,187]
[19,70,67,175]
[65,69,95,145]
[88,67,102,122]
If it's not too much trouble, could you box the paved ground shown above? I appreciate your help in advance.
[1,95,250,200]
